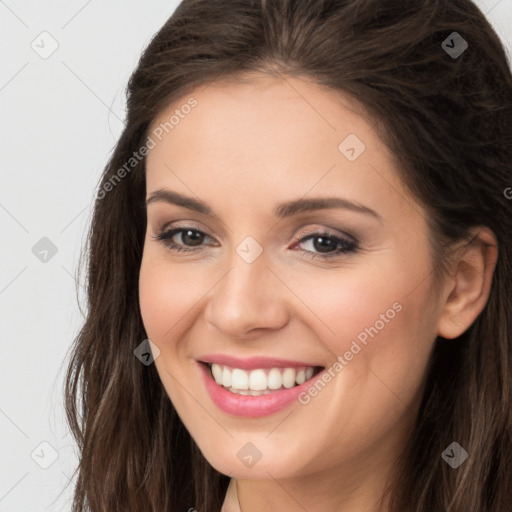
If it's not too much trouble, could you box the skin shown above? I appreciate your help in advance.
[138,74,498,512]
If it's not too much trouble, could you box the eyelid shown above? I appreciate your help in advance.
[158,220,214,238]
[293,225,357,244]
[152,222,361,263]
[153,221,360,255]
[155,221,357,245]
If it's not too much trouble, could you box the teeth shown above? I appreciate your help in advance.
[222,366,232,388]
[209,363,320,392]
[267,368,283,389]
[228,388,273,395]
[249,369,267,391]
[231,368,249,390]
[211,363,223,383]
[282,368,296,388]
[296,369,306,385]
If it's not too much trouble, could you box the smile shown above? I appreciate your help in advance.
[208,363,321,394]
[197,359,325,417]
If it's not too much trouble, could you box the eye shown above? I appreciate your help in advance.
[151,227,215,253]
[151,226,359,260]
[291,230,359,260]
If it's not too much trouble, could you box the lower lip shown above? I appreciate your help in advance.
[198,361,322,418]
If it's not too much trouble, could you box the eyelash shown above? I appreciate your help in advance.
[151,226,359,260]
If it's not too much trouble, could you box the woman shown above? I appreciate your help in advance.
[64,0,512,510]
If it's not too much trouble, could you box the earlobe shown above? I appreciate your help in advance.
[437,227,498,340]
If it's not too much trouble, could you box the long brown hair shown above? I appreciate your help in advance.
[63,0,512,510]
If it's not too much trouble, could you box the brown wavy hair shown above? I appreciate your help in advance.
[63,0,512,510]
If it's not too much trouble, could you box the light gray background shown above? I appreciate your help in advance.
[1,1,511,510]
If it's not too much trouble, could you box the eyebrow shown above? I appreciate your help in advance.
[146,188,381,221]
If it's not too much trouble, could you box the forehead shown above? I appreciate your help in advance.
[149,74,375,150]
[144,74,413,224]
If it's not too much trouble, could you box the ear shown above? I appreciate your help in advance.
[437,226,498,340]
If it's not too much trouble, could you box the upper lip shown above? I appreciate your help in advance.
[197,354,324,370]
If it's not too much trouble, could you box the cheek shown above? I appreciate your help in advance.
[293,257,436,388]
[293,269,435,455]
[138,251,228,349]
[138,253,201,341]
[285,263,406,345]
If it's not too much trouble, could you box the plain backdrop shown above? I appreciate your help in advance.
[1,1,511,510]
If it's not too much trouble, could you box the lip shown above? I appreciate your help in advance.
[197,354,322,370]
[197,361,324,418]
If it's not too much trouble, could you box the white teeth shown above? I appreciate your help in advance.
[249,369,267,391]
[227,388,273,395]
[212,364,223,383]
[282,368,296,388]
[231,368,249,390]
[222,366,232,388]
[296,369,306,385]
[209,363,320,392]
[267,368,282,389]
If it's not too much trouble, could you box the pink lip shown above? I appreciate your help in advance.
[197,361,324,418]
[198,354,320,370]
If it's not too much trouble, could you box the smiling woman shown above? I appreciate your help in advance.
[64,1,512,511]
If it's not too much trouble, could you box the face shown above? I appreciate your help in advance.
[139,74,442,486]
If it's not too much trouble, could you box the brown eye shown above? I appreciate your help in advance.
[292,232,359,260]
[176,229,204,247]
[152,227,214,253]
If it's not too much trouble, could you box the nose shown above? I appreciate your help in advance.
[203,249,290,339]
